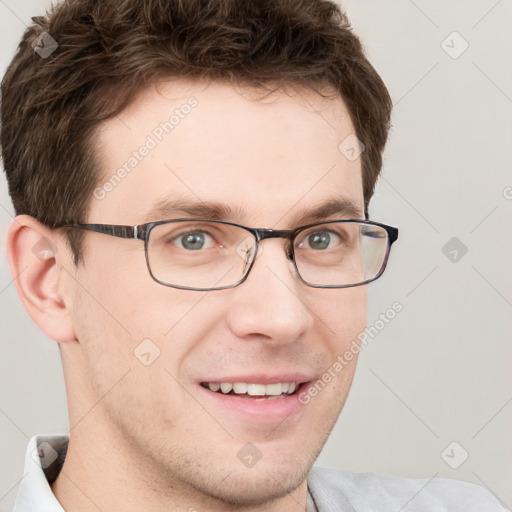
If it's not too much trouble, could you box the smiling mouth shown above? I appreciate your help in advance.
[200,381,303,399]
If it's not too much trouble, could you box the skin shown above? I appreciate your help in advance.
[7,79,367,511]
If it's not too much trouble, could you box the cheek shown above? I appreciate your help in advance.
[70,281,134,400]
[71,260,220,379]
[316,288,366,407]
[316,286,368,348]
[70,278,194,429]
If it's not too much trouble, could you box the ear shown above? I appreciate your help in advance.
[6,215,77,343]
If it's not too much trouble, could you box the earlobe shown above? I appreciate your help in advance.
[6,215,77,343]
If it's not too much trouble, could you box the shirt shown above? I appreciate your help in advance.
[12,433,505,511]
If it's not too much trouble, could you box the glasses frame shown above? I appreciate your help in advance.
[58,218,399,291]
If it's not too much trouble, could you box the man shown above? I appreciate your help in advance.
[1,0,504,510]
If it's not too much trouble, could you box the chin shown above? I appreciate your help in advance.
[194,461,310,507]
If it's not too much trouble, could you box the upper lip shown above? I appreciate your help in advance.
[199,373,314,384]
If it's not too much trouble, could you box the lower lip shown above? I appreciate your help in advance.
[198,383,311,422]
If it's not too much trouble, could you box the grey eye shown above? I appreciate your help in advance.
[299,230,342,250]
[174,230,215,250]
[307,232,331,250]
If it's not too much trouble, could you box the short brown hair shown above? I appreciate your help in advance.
[1,0,392,264]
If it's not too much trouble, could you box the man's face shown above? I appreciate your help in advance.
[64,80,367,505]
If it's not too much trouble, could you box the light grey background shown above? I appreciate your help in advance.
[1,1,511,510]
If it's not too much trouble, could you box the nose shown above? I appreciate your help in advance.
[225,238,313,345]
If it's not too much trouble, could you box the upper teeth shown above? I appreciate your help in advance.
[207,382,297,395]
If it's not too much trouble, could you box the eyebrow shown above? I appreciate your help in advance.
[141,196,364,226]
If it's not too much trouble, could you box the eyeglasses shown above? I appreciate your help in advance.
[58,218,398,291]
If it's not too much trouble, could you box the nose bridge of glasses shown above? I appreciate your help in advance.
[254,228,295,260]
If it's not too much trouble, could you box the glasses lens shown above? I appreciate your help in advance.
[294,221,389,287]
[147,221,257,289]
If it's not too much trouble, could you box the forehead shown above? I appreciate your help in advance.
[91,79,364,227]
